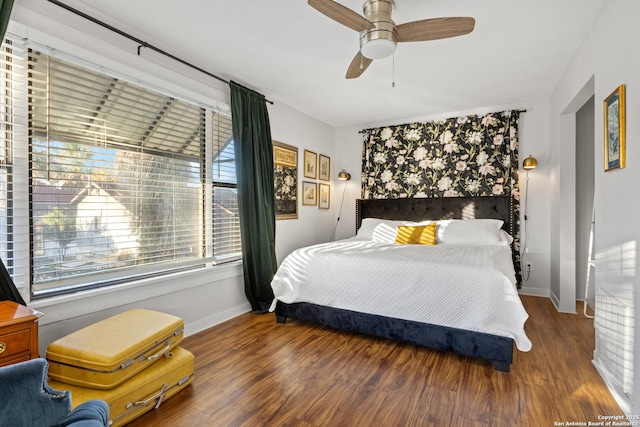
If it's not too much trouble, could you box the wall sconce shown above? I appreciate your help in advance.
[523,155,538,170]
[338,170,351,181]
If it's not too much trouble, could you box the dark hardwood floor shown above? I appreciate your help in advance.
[127,296,622,426]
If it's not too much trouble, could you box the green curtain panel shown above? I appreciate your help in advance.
[0,0,13,39]
[0,0,22,305]
[361,110,523,284]
[230,81,277,313]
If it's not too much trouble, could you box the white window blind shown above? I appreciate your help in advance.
[0,38,29,297]
[211,112,241,261]
[23,47,239,297]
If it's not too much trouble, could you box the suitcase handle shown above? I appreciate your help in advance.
[141,341,172,362]
[125,383,168,409]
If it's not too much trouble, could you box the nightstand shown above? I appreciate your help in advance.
[0,300,39,366]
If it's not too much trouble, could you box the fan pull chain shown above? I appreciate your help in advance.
[392,53,396,88]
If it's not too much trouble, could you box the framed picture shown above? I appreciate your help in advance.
[319,154,330,181]
[303,150,317,179]
[604,84,626,171]
[273,141,298,219]
[302,181,317,206]
[319,183,330,209]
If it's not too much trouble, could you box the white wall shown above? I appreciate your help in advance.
[549,0,640,414]
[269,102,336,263]
[11,0,336,355]
[334,98,553,298]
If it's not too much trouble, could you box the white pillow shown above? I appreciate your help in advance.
[357,217,512,245]
[357,218,425,243]
[436,219,511,245]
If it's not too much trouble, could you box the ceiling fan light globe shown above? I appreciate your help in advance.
[360,38,396,59]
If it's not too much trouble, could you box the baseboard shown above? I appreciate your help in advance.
[593,358,640,416]
[549,291,560,311]
[518,287,550,298]
[184,302,252,337]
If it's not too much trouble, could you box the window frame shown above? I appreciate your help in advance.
[0,35,241,301]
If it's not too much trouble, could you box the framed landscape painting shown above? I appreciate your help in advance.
[604,84,626,171]
[273,141,298,219]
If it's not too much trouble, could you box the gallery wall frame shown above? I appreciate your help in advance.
[302,181,317,206]
[273,140,298,219]
[604,84,626,171]
[304,149,317,179]
[319,154,330,181]
[319,183,330,209]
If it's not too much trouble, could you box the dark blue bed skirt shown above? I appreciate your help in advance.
[275,301,513,372]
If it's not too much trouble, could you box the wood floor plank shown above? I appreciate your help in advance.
[126,296,623,426]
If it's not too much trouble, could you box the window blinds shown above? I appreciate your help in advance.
[25,47,238,296]
[0,39,29,296]
[211,112,241,261]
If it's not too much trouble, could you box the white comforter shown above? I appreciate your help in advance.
[270,238,532,351]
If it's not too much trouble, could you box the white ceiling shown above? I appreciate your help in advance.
[71,0,607,127]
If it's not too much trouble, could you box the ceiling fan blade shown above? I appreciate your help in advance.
[397,17,475,42]
[308,0,375,32]
[346,52,373,79]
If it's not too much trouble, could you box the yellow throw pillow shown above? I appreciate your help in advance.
[395,223,437,245]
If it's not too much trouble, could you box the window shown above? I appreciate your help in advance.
[0,38,29,295]
[0,37,240,299]
[211,115,241,260]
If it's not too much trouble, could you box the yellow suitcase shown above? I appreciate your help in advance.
[46,309,184,389]
[49,346,194,427]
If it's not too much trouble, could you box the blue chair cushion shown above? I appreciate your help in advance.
[0,358,108,427]
[54,399,109,427]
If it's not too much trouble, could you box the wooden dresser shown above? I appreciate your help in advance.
[0,300,40,366]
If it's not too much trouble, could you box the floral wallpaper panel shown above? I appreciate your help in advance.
[361,110,523,284]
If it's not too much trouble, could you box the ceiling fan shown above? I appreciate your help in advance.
[308,0,475,79]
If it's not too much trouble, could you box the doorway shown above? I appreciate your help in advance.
[575,95,595,307]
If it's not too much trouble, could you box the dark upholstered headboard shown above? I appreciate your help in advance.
[356,196,513,236]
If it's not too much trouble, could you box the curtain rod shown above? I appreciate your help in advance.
[358,109,527,133]
[46,0,274,105]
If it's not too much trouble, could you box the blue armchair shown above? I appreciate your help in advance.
[0,358,109,427]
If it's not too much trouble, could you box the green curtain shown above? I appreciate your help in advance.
[0,0,13,39]
[230,81,277,313]
[0,0,22,305]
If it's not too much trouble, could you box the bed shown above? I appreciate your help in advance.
[270,196,530,372]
